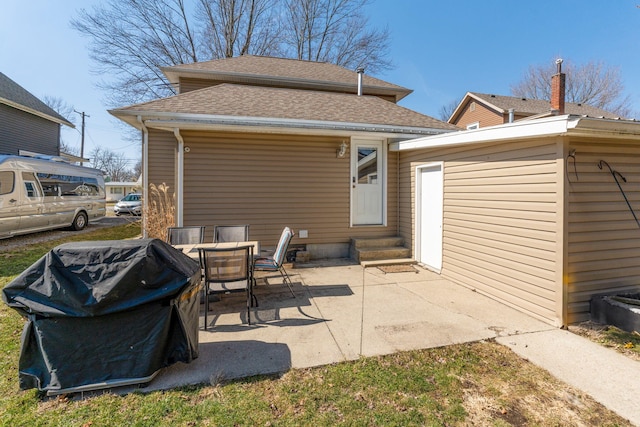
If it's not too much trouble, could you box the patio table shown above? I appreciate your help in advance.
[175,241,260,260]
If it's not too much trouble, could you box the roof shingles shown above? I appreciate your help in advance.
[113,83,459,131]
[163,55,408,94]
[470,92,623,119]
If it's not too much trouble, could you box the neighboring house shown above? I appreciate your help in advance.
[395,114,640,327]
[449,69,623,129]
[105,181,141,201]
[449,92,623,129]
[0,72,74,156]
[110,55,459,252]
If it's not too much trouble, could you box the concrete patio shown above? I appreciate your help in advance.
[148,260,552,390]
[137,260,640,424]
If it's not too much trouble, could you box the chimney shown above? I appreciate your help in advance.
[356,67,364,96]
[551,58,565,114]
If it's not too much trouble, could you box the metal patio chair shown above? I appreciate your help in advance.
[253,226,295,297]
[213,224,250,243]
[167,226,205,245]
[199,245,256,329]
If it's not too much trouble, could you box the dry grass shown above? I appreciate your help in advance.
[570,321,640,362]
[143,183,175,241]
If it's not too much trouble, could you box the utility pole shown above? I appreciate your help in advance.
[74,110,89,166]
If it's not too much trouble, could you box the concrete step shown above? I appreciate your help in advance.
[351,236,404,249]
[354,246,412,262]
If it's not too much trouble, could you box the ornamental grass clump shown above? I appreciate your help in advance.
[143,183,175,241]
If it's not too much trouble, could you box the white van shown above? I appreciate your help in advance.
[0,154,106,239]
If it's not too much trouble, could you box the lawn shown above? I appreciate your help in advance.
[0,223,633,426]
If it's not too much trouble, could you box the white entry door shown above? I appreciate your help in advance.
[416,163,443,271]
[351,139,384,225]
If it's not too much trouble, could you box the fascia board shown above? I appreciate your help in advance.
[160,68,411,101]
[395,115,574,151]
[110,109,450,138]
[1,97,75,128]
[395,115,640,151]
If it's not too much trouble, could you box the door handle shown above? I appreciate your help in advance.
[9,198,16,203]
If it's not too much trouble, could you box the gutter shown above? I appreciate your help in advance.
[393,115,640,152]
[137,115,149,238]
[173,128,184,227]
[111,110,454,139]
[160,68,412,101]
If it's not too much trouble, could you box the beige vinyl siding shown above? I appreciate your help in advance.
[400,139,562,325]
[147,128,177,196]
[566,139,640,323]
[166,131,398,245]
[179,78,222,93]
[178,77,399,103]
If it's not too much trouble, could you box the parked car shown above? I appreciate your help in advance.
[0,154,106,239]
[114,193,142,216]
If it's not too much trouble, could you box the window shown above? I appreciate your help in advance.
[466,122,479,130]
[36,172,101,196]
[22,172,42,198]
[110,187,123,194]
[0,171,15,195]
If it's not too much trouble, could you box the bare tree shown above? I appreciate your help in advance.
[42,96,79,155]
[89,147,135,182]
[72,0,200,105]
[438,98,461,122]
[196,0,282,58]
[511,59,633,117]
[282,0,391,73]
[42,96,75,123]
[72,0,392,107]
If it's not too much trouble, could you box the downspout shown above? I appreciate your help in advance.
[173,128,185,227]
[137,116,149,238]
[396,147,400,236]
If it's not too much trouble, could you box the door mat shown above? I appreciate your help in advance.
[377,264,418,274]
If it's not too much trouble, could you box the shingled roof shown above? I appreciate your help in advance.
[111,83,459,134]
[0,72,73,127]
[465,92,623,119]
[162,55,412,102]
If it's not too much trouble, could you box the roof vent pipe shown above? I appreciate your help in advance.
[356,67,364,96]
[508,108,515,123]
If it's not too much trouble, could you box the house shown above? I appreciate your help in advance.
[0,72,74,156]
[395,114,640,327]
[449,66,622,129]
[105,180,141,201]
[109,55,459,253]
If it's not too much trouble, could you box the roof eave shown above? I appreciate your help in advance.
[109,109,452,138]
[395,115,640,151]
[161,67,412,102]
[0,97,74,128]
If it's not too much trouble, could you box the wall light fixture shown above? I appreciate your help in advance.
[337,142,348,158]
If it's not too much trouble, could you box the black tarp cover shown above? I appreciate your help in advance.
[2,238,201,393]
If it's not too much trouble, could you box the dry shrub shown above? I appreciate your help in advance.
[143,183,175,241]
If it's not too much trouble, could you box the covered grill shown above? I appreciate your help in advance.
[2,238,201,394]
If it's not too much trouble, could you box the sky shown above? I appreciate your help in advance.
[2,1,639,168]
